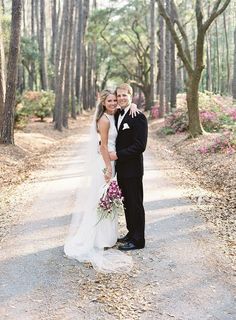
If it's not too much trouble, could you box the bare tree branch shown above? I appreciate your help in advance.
[171,0,192,63]
[195,0,203,30]
[100,25,140,80]
[203,0,231,31]
[156,0,194,75]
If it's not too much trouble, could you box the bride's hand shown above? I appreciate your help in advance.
[103,168,112,183]
[129,103,140,118]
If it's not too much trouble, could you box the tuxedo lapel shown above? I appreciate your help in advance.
[115,112,119,129]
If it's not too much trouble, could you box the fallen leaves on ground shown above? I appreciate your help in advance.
[149,118,235,267]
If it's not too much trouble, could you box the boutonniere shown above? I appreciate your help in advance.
[122,123,130,130]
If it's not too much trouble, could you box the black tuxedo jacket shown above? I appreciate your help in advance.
[115,111,148,179]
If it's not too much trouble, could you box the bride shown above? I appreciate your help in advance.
[64,89,137,273]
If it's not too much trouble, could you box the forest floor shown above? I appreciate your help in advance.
[0,114,235,319]
[149,118,236,266]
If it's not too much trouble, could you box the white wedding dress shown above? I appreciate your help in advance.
[64,113,133,273]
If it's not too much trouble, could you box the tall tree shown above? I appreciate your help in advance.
[50,0,57,90]
[81,0,90,110]
[39,0,48,90]
[63,0,74,128]
[157,0,231,137]
[232,27,236,101]
[170,0,176,110]
[165,0,171,113]
[150,0,157,106]
[158,13,165,117]
[223,12,230,93]
[1,0,22,144]
[0,8,6,130]
[54,0,69,131]
[75,0,83,105]
[71,0,77,119]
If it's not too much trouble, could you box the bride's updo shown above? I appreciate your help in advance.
[95,89,115,130]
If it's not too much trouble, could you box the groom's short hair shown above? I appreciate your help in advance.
[116,83,133,96]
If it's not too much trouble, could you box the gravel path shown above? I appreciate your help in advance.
[0,127,235,320]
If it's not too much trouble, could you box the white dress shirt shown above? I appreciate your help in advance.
[117,105,130,130]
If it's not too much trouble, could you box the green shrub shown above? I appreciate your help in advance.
[21,90,55,121]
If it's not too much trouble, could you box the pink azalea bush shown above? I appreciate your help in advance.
[199,111,219,132]
[163,109,188,134]
[197,132,236,155]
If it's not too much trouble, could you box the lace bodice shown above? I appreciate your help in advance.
[99,113,117,152]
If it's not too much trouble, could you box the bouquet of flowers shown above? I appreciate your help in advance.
[97,180,124,222]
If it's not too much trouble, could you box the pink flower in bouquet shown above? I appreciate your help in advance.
[97,180,124,222]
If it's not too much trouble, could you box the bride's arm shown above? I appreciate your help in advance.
[98,115,112,183]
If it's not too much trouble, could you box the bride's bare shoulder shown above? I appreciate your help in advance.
[97,114,110,132]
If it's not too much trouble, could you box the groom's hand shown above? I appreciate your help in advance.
[109,151,118,160]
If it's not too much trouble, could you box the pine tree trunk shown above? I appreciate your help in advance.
[206,34,212,92]
[71,2,77,119]
[82,44,88,110]
[54,0,69,131]
[158,14,165,117]
[39,0,48,90]
[232,27,236,101]
[215,20,220,93]
[29,0,36,90]
[150,0,157,106]
[63,0,74,129]
[223,13,230,93]
[170,0,176,110]
[165,0,171,113]
[0,9,6,130]
[50,0,57,90]
[1,0,22,144]
[75,0,83,104]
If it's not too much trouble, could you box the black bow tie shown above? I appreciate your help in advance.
[118,109,125,116]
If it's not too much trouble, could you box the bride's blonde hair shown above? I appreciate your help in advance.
[95,89,115,131]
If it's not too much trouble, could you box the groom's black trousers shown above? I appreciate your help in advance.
[117,176,145,247]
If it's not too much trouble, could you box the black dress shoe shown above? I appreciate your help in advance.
[118,241,145,251]
[117,235,131,243]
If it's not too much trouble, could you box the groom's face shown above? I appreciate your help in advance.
[116,89,132,109]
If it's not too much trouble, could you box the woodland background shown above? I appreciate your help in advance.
[0,0,235,143]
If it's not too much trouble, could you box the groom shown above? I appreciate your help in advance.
[110,83,148,250]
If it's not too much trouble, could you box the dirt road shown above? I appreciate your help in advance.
[0,126,235,320]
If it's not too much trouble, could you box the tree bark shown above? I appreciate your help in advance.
[223,12,230,93]
[50,0,57,90]
[232,27,236,101]
[215,20,220,93]
[158,13,165,117]
[1,0,22,144]
[186,75,204,136]
[206,34,212,92]
[150,0,157,106]
[75,0,83,104]
[39,0,48,90]
[29,0,36,90]
[0,9,6,130]
[63,0,74,128]
[54,0,69,131]
[170,0,176,110]
[165,0,171,113]
[71,1,77,119]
